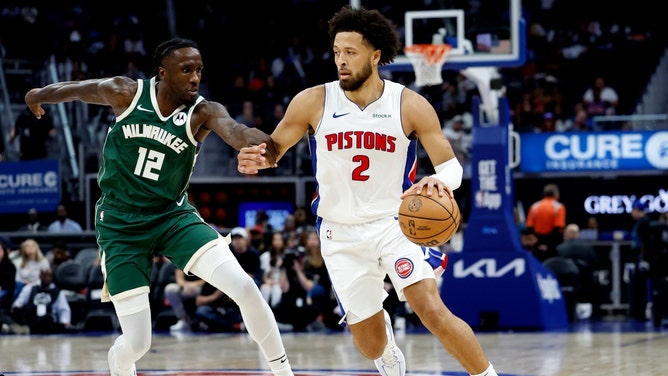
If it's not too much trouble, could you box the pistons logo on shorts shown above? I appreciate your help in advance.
[395,258,414,279]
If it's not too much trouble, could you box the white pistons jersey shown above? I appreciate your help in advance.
[309,80,418,224]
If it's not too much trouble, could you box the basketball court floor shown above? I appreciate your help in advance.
[1,319,666,376]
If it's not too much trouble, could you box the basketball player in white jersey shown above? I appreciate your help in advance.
[238,5,498,376]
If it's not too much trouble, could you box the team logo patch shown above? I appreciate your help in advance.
[173,112,187,126]
[395,258,414,278]
[326,229,332,240]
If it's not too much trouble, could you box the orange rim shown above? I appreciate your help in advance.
[404,44,452,65]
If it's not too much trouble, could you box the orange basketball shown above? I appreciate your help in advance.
[398,191,460,247]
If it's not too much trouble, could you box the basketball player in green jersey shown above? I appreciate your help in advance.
[24,38,293,376]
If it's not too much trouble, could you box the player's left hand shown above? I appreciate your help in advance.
[237,143,275,174]
[401,175,453,200]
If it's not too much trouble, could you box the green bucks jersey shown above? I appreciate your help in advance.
[97,76,203,209]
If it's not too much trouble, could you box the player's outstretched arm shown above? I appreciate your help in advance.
[237,86,322,175]
[24,77,136,119]
[197,100,280,166]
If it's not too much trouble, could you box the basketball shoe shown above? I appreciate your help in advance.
[108,335,137,376]
[373,310,406,376]
[423,247,449,278]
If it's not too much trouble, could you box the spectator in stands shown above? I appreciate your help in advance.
[582,76,619,124]
[525,183,566,262]
[9,107,55,161]
[261,231,288,276]
[0,238,16,311]
[293,207,310,234]
[629,199,652,321]
[513,91,541,133]
[234,100,256,127]
[165,268,204,332]
[298,229,340,331]
[267,103,286,133]
[45,240,72,275]
[556,223,601,318]
[229,227,263,286]
[273,245,320,332]
[439,79,467,120]
[520,226,540,257]
[47,204,83,233]
[260,234,289,309]
[540,112,556,132]
[442,115,472,168]
[570,107,592,132]
[194,282,243,333]
[248,225,271,254]
[252,210,273,252]
[14,238,51,293]
[17,207,48,233]
[280,214,299,249]
[226,74,250,116]
[11,266,72,334]
[0,238,21,334]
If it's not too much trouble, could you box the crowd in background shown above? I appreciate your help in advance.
[1,1,666,169]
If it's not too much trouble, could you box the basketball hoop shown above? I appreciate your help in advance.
[404,44,452,87]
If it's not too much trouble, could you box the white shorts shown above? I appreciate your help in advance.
[319,215,434,325]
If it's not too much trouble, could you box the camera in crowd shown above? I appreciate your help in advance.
[283,247,306,268]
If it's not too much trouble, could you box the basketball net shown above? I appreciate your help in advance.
[404,44,452,87]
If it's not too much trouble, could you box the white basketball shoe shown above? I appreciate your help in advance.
[108,335,137,376]
[373,310,406,376]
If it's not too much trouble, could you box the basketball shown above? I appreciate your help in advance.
[398,191,460,247]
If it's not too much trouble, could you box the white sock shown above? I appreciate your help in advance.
[470,362,497,376]
[268,353,293,375]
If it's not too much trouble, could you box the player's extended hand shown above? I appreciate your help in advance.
[237,143,275,174]
[24,88,46,119]
[400,175,453,200]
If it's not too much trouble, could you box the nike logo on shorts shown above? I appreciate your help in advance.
[137,104,154,113]
[332,112,350,118]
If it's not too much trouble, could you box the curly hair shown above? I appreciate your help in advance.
[328,5,402,66]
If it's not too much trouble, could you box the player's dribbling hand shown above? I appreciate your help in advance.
[237,143,276,174]
[401,176,453,200]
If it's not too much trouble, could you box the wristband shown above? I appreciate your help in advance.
[431,157,463,190]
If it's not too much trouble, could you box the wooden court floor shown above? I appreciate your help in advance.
[1,319,667,376]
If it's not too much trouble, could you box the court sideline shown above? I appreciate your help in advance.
[1,319,667,376]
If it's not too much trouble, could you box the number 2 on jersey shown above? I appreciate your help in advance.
[352,155,370,181]
[134,147,165,181]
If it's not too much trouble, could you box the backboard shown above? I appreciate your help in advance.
[363,0,526,72]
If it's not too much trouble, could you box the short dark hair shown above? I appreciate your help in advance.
[328,5,401,66]
[152,37,199,77]
[543,183,559,197]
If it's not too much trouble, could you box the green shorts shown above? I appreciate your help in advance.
[95,194,222,298]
